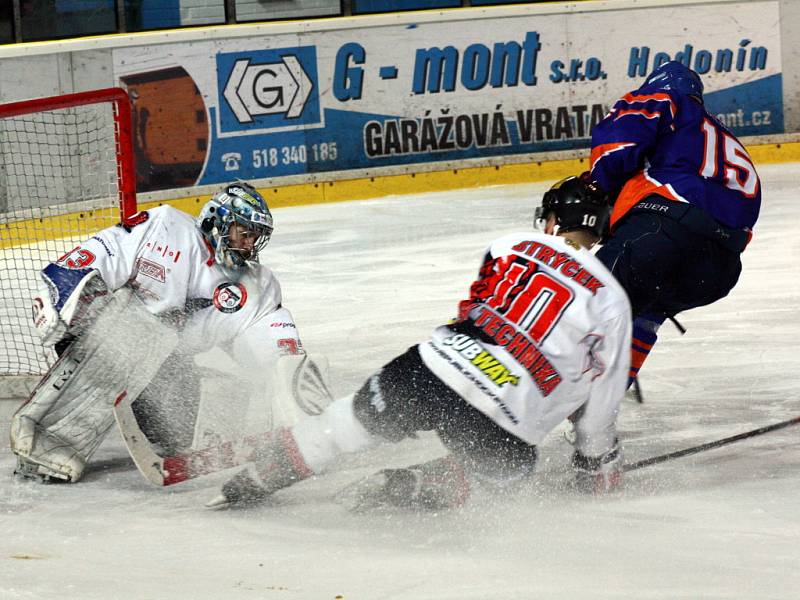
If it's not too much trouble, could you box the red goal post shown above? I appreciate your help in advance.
[0,87,138,377]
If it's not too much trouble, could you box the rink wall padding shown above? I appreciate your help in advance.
[2,138,800,248]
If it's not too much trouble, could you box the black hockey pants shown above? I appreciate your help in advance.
[596,194,744,318]
[352,346,538,481]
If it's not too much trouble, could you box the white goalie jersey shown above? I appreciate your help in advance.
[418,232,631,457]
[42,205,302,357]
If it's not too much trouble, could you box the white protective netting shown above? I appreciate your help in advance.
[0,96,130,376]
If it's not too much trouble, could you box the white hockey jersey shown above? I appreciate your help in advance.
[45,205,302,357]
[418,232,631,457]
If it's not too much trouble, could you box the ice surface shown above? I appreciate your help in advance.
[1,164,799,599]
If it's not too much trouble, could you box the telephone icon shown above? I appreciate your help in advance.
[222,152,241,171]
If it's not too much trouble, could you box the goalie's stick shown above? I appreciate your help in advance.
[113,390,271,486]
[113,354,334,486]
[623,415,800,472]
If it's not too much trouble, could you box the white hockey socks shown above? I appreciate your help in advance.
[290,394,377,473]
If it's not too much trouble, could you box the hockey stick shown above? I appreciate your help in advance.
[113,354,334,486]
[623,415,800,472]
[631,377,644,404]
[113,390,271,486]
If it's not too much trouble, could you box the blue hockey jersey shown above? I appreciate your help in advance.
[590,86,761,235]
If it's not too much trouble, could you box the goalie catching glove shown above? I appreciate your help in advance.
[571,439,623,494]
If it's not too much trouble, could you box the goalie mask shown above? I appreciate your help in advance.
[535,176,610,238]
[198,182,274,269]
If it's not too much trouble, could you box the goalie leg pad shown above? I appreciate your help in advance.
[11,287,179,482]
[14,454,72,483]
[10,343,116,482]
[291,394,376,473]
[12,425,99,483]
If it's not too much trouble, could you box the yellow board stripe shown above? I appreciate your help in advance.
[742,141,800,164]
[149,156,592,215]
[1,207,125,251]
[3,141,799,250]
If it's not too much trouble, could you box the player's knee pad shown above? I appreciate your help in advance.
[352,371,388,430]
[351,348,427,443]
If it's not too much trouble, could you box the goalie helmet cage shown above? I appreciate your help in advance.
[0,87,137,377]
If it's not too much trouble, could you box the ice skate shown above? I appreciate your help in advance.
[337,456,470,512]
[13,455,71,483]
[206,428,313,509]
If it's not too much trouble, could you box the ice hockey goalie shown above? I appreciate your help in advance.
[10,182,331,483]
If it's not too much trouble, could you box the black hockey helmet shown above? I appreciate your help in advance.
[535,176,610,237]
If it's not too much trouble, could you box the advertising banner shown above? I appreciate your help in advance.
[112,1,782,191]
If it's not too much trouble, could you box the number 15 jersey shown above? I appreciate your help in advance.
[418,232,631,457]
[590,87,761,233]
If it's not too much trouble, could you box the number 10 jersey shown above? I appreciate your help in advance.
[418,232,631,457]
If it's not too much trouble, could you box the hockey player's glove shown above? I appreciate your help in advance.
[579,170,619,204]
[571,440,623,494]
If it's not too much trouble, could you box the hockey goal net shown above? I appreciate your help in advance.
[0,88,137,377]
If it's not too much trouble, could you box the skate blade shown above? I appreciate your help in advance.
[205,494,232,510]
[13,457,71,484]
